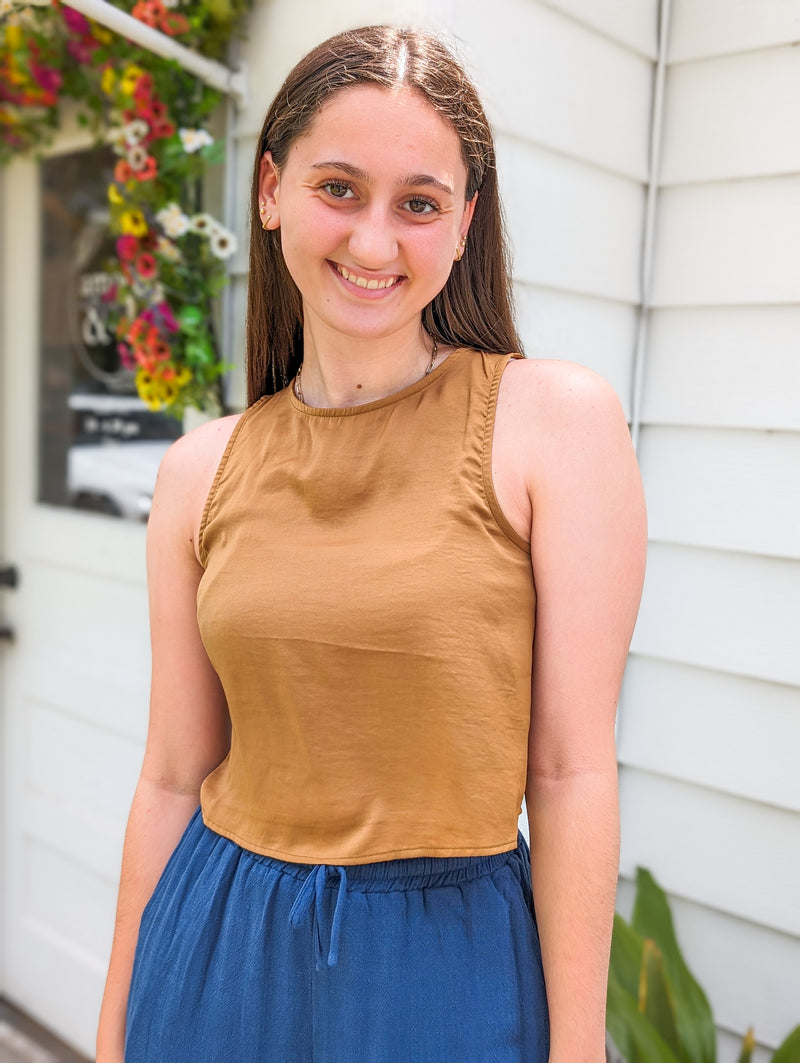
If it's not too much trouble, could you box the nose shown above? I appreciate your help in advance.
[347,203,398,268]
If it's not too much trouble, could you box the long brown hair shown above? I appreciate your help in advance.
[246,25,521,404]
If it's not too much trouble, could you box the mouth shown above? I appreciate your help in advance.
[331,261,403,291]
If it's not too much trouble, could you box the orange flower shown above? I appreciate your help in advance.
[114,159,134,183]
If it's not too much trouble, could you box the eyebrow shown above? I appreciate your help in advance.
[309,161,454,196]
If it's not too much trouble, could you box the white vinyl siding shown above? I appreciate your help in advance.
[619,3,800,1058]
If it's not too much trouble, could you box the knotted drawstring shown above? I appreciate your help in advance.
[288,863,349,969]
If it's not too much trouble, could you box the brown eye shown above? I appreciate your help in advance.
[406,197,437,215]
[322,181,353,199]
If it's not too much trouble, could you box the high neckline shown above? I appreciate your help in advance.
[287,347,467,417]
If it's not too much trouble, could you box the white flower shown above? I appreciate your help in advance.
[124,119,149,146]
[127,144,148,171]
[179,128,214,154]
[156,203,190,238]
[156,236,182,263]
[190,212,217,236]
[209,227,237,260]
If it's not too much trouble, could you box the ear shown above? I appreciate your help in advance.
[460,191,478,240]
[257,151,281,228]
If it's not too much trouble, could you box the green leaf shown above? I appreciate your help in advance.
[736,1027,755,1063]
[640,938,681,1058]
[772,1025,800,1063]
[610,913,645,1002]
[632,868,716,1063]
[177,305,204,332]
[607,968,680,1063]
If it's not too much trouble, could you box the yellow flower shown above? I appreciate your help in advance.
[93,25,112,44]
[120,64,145,96]
[120,209,148,237]
[107,183,124,205]
[101,67,116,95]
[5,25,23,49]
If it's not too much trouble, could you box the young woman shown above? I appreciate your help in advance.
[97,25,646,1063]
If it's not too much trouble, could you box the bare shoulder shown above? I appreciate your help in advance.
[497,357,631,480]
[499,357,625,436]
[149,413,243,561]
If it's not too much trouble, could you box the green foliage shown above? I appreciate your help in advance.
[609,869,800,1063]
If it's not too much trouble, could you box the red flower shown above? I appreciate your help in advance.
[163,12,190,35]
[133,73,154,101]
[135,251,157,279]
[133,155,158,181]
[148,117,175,140]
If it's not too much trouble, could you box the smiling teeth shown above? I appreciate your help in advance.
[336,265,398,290]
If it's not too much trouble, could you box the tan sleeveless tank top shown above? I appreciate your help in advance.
[196,347,535,864]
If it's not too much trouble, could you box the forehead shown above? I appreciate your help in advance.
[288,84,468,189]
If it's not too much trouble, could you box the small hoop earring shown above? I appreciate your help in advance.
[454,236,466,262]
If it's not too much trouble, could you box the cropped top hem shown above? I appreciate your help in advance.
[201,810,520,866]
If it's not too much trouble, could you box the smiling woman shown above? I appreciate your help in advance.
[97,24,647,1063]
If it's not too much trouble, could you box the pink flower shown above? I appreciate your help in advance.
[29,62,62,96]
[62,7,91,35]
[118,343,136,370]
[154,301,178,332]
[116,235,139,261]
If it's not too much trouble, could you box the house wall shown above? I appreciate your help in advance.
[618,3,800,1061]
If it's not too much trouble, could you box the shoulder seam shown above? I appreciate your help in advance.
[197,396,271,567]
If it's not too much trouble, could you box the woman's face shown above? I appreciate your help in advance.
[259,85,476,349]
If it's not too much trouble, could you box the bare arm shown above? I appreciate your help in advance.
[96,417,239,1063]
[497,360,646,1062]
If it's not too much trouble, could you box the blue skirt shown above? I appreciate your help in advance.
[125,809,549,1062]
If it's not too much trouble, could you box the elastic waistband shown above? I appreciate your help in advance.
[241,832,529,893]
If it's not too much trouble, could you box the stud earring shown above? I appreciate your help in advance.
[262,213,272,230]
[454,237,466,262]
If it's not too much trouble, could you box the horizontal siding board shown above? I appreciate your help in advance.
[619,767,800,935]
[497,136,644,302]
[618,656,800,811]
[651,177,800,307]
[638,426,800,558]
[616,878,800,1053]
[631,543,800,686]
[641,306,800,431]
[668,0,800,64]
[661,47,800,184]
[539,0,658,58]
[515,282,636,414]
[435,0,652,180]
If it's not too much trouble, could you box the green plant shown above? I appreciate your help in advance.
[607,867,800,1063]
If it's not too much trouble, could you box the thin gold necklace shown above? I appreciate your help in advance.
[294,337,439,406]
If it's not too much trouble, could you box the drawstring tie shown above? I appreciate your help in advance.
[289,864,349,969]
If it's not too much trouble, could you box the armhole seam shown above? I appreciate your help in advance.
[198,396,270,567]
[481,353,531,555]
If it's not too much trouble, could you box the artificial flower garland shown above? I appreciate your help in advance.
[1,0,250,415]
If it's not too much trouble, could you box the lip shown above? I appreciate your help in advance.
[328,260,404,297]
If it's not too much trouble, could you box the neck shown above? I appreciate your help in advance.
[296,328,440,409]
